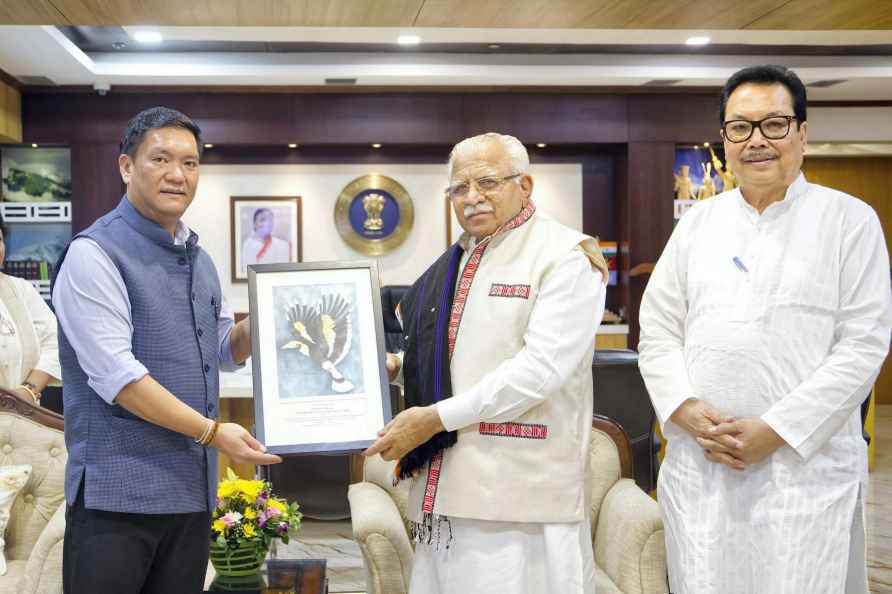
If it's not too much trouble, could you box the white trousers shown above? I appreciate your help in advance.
[409,517,596,594]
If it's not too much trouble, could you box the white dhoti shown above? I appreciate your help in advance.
[409,516,596,594]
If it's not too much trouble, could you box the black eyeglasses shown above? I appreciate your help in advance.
[722,116,797,143]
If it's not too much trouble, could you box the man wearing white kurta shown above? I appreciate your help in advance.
[364,133,608,594]
[639,65,892,594]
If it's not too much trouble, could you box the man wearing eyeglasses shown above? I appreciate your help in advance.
[364,133,608,594]
[639,65,892,593]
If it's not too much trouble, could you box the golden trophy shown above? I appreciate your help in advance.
[674,164,697,201]
[697,162,717,200]
[708,145,737,192]
[362,193,385,231]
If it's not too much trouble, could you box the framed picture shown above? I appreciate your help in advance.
[1,147,72,203]
[231,196,302,283]
[248,261,392,456]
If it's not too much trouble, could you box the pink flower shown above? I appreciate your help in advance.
[222,511,243,527]
[276,522,288,535]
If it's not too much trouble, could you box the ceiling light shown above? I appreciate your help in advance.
[371,143,382,149]
[703,142,710,147]
[203,143,213,149]
[488,44,501,49]
[685,36,710,46]
[30,143,38,148]
[397,34,421,46]
[133,30,163,44]
[288,143,298,148]
[536,143,547,148]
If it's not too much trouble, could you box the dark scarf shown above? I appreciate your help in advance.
[396,242,464,480]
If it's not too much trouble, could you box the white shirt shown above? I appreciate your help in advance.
[638,173,892,593]
[53,222,241,405]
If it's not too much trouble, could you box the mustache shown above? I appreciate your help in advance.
[463,204,495,218]
[742,152,776,162]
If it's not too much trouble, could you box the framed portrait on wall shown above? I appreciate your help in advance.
[231,196,302,283]
[248,261,392,455]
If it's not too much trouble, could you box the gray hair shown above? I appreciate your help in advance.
[447,132,530,179]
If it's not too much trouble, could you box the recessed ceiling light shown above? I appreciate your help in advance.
[536,143,547,148]
[133,31,163,44]
[397,34,421,46]
[371,143,382,149]
[288,143,298,148]
[685,36,710,46]
[703,142,710,147]
[488,44,501,49]
[203,143,213,149]
[30,143,38,148]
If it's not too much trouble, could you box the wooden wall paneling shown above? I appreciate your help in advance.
[462,94,628,144]
[744,0,892,29]
[0,0,68,24]
[23,93,132,145]
[614,148,631,328]
[293,94,465,145]
[802,156,892,405]
[622,0,789,29]
[8,0,891,28]
[0,80,22,143]
[45,0,424,26]
[70,143,125,233]
[628,94,719,144]
[22,92,706,148]
[621,142,676,349]
[415,0,617,28]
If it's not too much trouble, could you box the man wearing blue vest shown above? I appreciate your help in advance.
[52,107,282,593]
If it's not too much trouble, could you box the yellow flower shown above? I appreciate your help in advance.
[236,479,263,500]
[217,480,240,500]
[244,507,257,520]
[267,499,286,513]
[243,524,256,538]
[212,519,227,534]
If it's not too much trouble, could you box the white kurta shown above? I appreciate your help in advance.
[0,274,60,388]
[404,245,604,594]
[639,174,892,594]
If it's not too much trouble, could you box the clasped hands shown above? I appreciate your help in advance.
[669,398,786,471]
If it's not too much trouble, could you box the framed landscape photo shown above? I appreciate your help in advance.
[248,261,392,455]
[1,147,72,203]
[231,196,302,283]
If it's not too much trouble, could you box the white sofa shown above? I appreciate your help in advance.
[0,390,66,594]
[348,414,668,594]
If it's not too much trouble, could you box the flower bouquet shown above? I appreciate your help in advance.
[209,468,302,577]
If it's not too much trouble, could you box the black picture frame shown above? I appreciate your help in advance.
[248,260,392,456]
